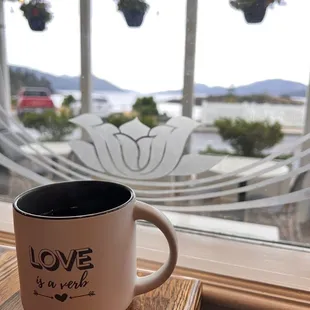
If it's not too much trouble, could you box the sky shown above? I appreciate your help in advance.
[4,0,310,93]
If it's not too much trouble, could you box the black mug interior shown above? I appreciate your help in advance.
[13,181,134,219]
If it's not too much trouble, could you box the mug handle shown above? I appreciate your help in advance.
[133,201,178,296]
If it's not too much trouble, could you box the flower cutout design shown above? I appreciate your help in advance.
[69,114,223,180]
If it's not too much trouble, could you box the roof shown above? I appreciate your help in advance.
[19,87,51,94]
[211,156,289,178]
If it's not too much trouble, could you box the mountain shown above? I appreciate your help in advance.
[284,88,307,97]
[10,66,124,93]
[10,67,54,95]
[194,84,227,95]
[9,66,307,97]
[234,79,306,97]
[156,79,307,97]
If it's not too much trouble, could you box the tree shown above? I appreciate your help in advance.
[9,67,53,95]
[21,110,75,141]
[106,113,135,128]
[106,97,160,128]
[214,118,284,157]
[62,95,76,108]
[106,112,158,128]
[133,96,159,117]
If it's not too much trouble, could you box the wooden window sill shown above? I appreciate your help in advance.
[1,201,310,309]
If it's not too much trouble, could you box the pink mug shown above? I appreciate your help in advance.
[13,181,178,310]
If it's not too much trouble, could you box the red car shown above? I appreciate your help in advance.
[17,87,55,117]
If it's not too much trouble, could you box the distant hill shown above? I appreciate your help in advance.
[285,88,307,97]
[10,65,124,93]
[9,66,307,98]
[194,84,227,95]
[156,79,307,97]
[234,80,306,97]
[10,67,54,95]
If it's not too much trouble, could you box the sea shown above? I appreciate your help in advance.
[49,90,306,154]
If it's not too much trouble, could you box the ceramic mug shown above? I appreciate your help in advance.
[13,181,178,310]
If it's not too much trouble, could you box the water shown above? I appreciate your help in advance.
[53,91,306,127]
[201,101,306,128]
[52,91,203,121]
[50,91,305,153]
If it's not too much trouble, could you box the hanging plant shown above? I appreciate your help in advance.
[20,0,52,31]
[117,0,149,28]
[230,0,284,24]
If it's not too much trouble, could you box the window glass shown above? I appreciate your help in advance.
[23,90,48,97]
[1,0,310,248]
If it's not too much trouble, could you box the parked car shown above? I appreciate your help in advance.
[70,95,112,118]
[17,87,55,118]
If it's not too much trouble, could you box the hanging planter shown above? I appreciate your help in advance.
[117,0,149,28]
[230,0,284,24]
[20,0,52,31]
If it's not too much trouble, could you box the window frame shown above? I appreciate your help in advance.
[1,201,310,309]
[137,225,310,309]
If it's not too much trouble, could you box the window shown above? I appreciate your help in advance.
[1,0,310,307]
[94,98,108,104]
[23,90,49,97]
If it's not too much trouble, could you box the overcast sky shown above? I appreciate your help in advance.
[4,0,310,92]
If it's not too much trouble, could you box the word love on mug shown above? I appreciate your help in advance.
[29,247,94,271]
[29,246,96,302]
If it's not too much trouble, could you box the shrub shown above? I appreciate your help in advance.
[106,112,158,128]
[21,110,75,141]
[106,97,160,128]
[200,146,238,157]
[133,96,159,117]
[139,115,158,128]
[106,113,135,128]
[20,1,53,23]
[214,118,284,157]
[11,97,17,109]
[62,95,76,108]
[117,0,149,12]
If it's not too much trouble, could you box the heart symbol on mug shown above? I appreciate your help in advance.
[54,293,68,302]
